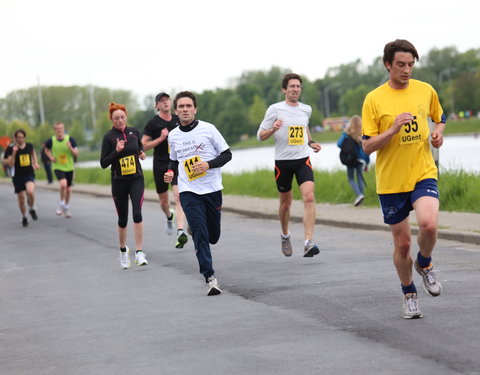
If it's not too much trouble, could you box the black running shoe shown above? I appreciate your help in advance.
[176,230,188,249]
[22,217,28,227]
[29,209,38,220]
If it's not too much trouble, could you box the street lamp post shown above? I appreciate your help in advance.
[323,82,341,119]
[432,67,455,174]
[438,67,456,116]
[37,76,45,125]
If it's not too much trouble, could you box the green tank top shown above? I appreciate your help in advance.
[51,135,74,171]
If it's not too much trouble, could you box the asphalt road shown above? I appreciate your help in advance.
[1,184,480,375]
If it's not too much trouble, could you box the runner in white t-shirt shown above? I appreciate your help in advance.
[165,91,232,296]
[257,73,322,258]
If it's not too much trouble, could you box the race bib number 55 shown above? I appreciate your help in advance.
[288,126,304,145]
[183,155,206,181]
[119,155,136,175]
[399,116,426,146]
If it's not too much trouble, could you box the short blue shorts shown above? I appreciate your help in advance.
[378,179,439,225]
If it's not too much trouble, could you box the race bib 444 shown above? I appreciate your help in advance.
[183,155,206,181]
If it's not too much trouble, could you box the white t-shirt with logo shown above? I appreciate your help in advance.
[257,101,312,160]
[168,120,229,195]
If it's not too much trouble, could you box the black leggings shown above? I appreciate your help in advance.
[111,177,144,228]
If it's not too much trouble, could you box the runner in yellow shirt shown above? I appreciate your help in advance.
[362,39,446,319]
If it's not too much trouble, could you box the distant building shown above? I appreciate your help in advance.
[322,117,350,132]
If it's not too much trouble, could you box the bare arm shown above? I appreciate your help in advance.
[31,149,40,170]
[258,119,283,141]
[44,147,54,162]
[5,146,17,168]
[362,112,412,155]
[142,128,169,151]
[67,141,79,158]
[430,122,446,148]
[305,127,321,153]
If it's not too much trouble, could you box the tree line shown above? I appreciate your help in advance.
[1,45,479,150]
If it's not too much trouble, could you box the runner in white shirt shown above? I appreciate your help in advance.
[257,73,322,258]
[165,91,232,296]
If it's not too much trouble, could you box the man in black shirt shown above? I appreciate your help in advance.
[3,129,40,227]
[142,92,188,248]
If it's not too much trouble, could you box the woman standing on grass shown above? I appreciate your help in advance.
[100,102,148,269]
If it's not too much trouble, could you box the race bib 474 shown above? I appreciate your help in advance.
[119,155,136,175]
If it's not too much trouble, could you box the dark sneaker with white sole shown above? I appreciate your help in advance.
[207,276,222,296]
[29,208,38,220]
[303,240,320,257]
[176,230,188,249]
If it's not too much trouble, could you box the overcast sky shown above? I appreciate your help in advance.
[1,0,478,107]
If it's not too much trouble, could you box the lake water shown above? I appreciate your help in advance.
[81,135,480,174]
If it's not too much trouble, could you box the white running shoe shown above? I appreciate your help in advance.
[414,260,442,297]
[165,208,175,236]
[56,204,64,216]
[354,194,364,207]
[403,293,423,319]
[120,247,131,269]
[281,235,293,257]
[63,208,72,218]
[135,251,148,266]
[207,276,222,296]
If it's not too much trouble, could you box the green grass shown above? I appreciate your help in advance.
[438,170,480,212]
[76,149,101,162]
[222,169,380,208]
[442,118,480,135]
[232,119,480,148]
[232,129,344,149]
[31,165,479,214]
[224,168,480,213]
[222,168,378,205]
[33,118,479,213]
[75,119,480,155]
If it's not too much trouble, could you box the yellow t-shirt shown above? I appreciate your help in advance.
[362,79,444,194]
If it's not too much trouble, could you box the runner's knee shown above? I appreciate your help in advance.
[133,212,142,224]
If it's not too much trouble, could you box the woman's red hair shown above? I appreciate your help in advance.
[109,102,128,119]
